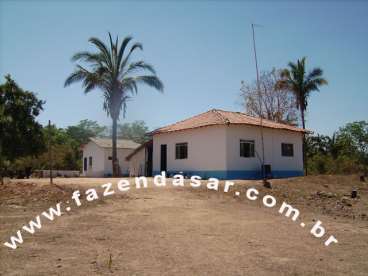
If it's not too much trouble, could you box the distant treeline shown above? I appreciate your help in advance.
[1,75,367,179]
[0,75,149,179]
[306,121,368,175]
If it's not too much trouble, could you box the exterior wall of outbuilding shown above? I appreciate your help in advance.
[82,142,105,177]
[128,147,146,177]
[103,148,135,176]
[82,142,135,177]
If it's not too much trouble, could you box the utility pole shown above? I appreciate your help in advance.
[48,120,53,184]
[251,23,266,180]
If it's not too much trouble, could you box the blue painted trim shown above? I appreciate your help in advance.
[271,170,304,178]
[152,170,304,180]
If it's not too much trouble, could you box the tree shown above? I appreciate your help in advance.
[337,121,368,155]
[240,69,298,125]
[0,103,12,184]
[65,33,164,176]
[117,120,149,144]
[337,121,368,172]
[277,57,328,175]
[306,121,368,175]
[0,75,45,182]
[66,119,106,145]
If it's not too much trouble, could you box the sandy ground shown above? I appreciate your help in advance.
[0,176,368,275]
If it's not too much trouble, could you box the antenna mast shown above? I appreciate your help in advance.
[251,23,265,180]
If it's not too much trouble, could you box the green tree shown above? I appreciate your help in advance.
[0,75,45,182]
[64,33,163,176]
[14,125,83,173]
[0,104,12,184]
[277,57,328,175]
[306,121,368,175]
[117,120,149,144]
[66,119,106,145]
[337,121,368,172]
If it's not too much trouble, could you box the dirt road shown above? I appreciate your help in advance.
[1,177,367,275]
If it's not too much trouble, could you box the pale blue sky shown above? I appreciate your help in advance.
[1,0,367,135]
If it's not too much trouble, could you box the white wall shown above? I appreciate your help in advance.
[104,148,135,176]
[128,147,146,177]
[82,142,105,177]
[153,126,227,173]
[225,125,303,172]
[152,124,303,178]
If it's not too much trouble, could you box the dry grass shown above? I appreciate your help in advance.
[0,175,367,275]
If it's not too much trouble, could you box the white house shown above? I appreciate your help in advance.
[82,138,140,177]
[128,109,306,179]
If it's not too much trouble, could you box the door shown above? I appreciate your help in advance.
[83,157,87,172]
[145,142,153,177]
[160,144,167,172]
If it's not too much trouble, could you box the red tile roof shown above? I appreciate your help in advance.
[152,109,308,134]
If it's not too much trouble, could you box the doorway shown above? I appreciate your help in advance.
[160,144,167,172]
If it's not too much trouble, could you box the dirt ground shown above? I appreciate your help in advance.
[1,175,368,275]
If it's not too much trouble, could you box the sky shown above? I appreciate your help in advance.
[0,0,367,135]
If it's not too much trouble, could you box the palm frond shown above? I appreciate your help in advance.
[89,37,112,68]
[307,68,323,79]
[64,70,86,87]
[117,36,133,67]
[132,75,164,92]
[120,42,143,71]
[122,61,156,77]
[71,51,101,63]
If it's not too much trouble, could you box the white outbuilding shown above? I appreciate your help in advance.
[127,109,307,179]
[82,138,140,177]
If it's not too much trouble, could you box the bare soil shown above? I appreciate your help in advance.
[0,175,368,275]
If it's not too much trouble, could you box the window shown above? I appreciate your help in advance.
[84,157,87,171]
[108,156,112,160]
[89,156,93,167]
[175,143,188,159]
[281,143,294,157]
[240,140,255,158]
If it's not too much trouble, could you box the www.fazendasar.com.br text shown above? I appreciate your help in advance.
[4,173,338,250]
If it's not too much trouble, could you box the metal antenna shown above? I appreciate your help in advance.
[251,23,265,180]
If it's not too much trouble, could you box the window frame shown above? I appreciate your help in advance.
[281,143,294,157]
[175,142,188,160]
[240,139,255,158]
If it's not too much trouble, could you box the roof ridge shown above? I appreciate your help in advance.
[91,137,138,142]
[152,109,215,133]
[212,109,230,125]
[221,110,290,127]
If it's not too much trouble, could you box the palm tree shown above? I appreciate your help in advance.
[65,33,164,177]
[277,57,327,175]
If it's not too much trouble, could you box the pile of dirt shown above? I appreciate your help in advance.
[0,181,79,208]
[252,175,368,221]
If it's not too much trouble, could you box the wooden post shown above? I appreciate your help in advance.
[48,120,53,185]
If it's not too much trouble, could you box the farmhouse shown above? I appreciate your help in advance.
[127,109,306,179]
[82,137,140,177]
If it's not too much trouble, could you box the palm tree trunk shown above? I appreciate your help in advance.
[112,117,119,177]
[301,109,307,176]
